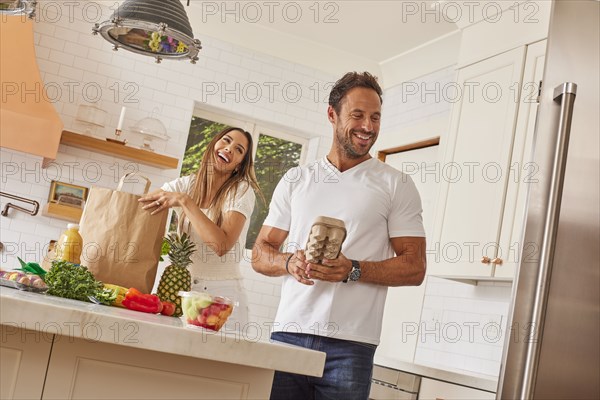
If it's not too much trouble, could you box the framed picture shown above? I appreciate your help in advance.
[48,181,88,208]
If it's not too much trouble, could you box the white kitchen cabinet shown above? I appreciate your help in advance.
[494,40,546,279]
[42,336,273,400]
[0,325,53,400]
[418,378,495,400]
[430,41,546,280]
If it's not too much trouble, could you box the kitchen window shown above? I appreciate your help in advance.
[176,107,307,249]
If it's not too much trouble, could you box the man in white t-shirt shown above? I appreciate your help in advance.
[252,72,426,400]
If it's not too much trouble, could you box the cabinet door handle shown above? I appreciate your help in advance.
[492,257,503,265]
[481,256,491,264]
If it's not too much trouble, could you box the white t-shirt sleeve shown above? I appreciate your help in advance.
[161,175,193,194]
[388,173,426,238]
[262,168,295,231]
[223,183,256,220]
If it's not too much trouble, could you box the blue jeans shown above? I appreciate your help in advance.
[270,332,376,400]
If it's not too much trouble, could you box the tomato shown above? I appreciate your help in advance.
[161,301,176,316]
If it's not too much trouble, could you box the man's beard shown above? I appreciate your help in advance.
[336,128,374,159]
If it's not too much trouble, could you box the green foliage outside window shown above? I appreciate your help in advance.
[181,118,228,177]
[246,134,302,248]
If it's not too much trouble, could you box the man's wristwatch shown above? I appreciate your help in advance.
[343,260,361,283]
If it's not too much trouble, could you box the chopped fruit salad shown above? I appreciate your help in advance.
[179,291,234,332]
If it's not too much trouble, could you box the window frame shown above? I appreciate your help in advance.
[192,106,309,164]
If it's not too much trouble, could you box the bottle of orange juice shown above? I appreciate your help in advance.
[55,224,83,264]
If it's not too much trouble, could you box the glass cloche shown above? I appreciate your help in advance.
[130,113,170,152]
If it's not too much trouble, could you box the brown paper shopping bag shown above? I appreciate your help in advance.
[79,172,167,293]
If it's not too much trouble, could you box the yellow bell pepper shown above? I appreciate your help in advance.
[103,284,128,307]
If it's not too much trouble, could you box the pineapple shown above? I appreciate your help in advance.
[156,232,196,317]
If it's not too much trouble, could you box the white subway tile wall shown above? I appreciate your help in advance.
[0,2,335,338]
[380,66,456,145]
[415,277,511,377]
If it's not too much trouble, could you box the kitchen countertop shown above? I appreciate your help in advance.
[375,355,498,393]
[0,287,325,377]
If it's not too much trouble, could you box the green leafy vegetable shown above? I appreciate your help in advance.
[45,260,104,302]
[159,237,171,262]
[16,257,47,279]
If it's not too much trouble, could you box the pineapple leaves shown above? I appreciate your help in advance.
[165,232,196,268]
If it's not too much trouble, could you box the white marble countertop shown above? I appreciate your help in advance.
[0,287,325,377]
[374,355,498,392]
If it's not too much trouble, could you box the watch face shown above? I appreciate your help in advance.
[349,260,361,281]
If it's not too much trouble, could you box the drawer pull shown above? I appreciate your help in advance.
[481,256,491,264]
[492,257,503,265]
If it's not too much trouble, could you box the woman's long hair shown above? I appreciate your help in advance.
[178,127,264,233]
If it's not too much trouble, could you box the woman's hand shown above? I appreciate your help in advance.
[139,190,189,215]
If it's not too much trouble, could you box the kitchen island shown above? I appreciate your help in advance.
[0,288,326,400]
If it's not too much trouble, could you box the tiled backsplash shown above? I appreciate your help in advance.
[416,277,511,376]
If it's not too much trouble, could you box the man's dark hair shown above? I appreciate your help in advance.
[328,72,383,114]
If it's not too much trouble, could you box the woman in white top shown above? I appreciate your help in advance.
[139,127,263,331]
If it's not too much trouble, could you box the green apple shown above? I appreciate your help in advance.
[185,302,200,320]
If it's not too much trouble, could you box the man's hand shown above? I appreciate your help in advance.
[305,252,353,283]
[286,251,314,286]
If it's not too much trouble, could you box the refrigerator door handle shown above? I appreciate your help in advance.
[521,82,578,399]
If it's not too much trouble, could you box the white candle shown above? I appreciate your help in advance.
[117,106,126,130]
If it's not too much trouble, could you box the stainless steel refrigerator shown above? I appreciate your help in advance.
[498,0,600,399]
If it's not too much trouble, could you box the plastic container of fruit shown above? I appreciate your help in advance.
[178,291,235,332]
[0,271,48,293]
[0,278,48,293]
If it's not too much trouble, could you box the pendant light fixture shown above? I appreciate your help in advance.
[0,0,36,18]
[92,0,201,64]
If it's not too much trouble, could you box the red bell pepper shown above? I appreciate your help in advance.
[122,288,163,314]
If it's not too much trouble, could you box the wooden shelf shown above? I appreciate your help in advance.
[44,130,179,169]
[42,202,82,222]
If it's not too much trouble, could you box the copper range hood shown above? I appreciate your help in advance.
[0,15,63,159]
